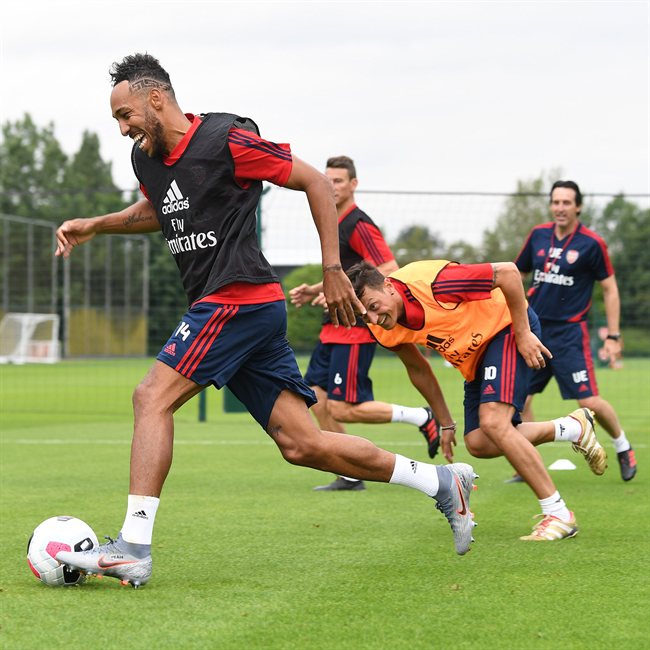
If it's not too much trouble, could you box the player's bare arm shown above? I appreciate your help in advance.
[289,282,323,308]
[55,199,160,258]
[600,274,623,363]
[291,259,397,311]
[491,262,551,369]
[393,343,457,462]
[284,156,365,327]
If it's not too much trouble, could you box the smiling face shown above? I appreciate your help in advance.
[550,187,581,235]
[110,80,166,158]
[358,280,403,329]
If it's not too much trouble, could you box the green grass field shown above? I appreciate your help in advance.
[1,355,649,649]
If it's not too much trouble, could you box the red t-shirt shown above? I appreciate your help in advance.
[320,204,395,344]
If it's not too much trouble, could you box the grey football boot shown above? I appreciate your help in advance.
[434,463,478,555]
[56,533,152,588]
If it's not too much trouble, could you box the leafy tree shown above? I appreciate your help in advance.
[59,131,126,219]
[480,175,552,263]
[478,171,604,264]
[0,114,68,220]
[445,240,481,264]
[591,195,650,330]
[392,225,447,266]
[282,264,324,353]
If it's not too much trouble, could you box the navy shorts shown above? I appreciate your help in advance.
[529,320,599,400]
[463,308,541,434]
[304,341,376,403]
[157,300,316,429]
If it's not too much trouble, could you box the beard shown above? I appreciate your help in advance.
[144,110,166,158]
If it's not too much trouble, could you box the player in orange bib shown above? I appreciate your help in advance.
[348,259,609,542]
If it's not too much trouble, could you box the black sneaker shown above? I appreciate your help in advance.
[313,477,366,491]
[617,447,637,481]
[419,407,440,459]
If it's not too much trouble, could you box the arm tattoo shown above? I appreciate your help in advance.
[267,424,282,439]
[122,212,152,228]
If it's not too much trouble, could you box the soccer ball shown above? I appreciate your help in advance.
[27,516,98,586]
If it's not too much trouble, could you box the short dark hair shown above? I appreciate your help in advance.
[326,155,357,180]
[347,261,385,300]
[109,53,175,98]
[550,180,583,209]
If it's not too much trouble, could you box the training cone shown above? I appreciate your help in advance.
[548,459,577,471]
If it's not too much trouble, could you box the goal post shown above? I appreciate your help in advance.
[0,313,60,364]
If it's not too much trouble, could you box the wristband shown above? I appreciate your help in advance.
[606,334,621,341]
[323,264,342,273]
[440,422,457,431]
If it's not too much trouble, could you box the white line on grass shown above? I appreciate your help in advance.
[9,439,648,449]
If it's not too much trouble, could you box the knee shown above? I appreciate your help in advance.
[464,435,481,458]
[272,426,324,468]
[132,379,154,415]
[478,405,508,441]
[328,400,353,422]
[577,395,602,412]
[132,376,171,416]
[464,430,489,458]
[278,438,322,467]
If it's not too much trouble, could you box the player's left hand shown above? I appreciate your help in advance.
[601,338,623,368]
[516,331,552,369]
[323,267,366,328]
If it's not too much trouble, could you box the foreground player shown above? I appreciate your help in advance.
[290,155,442,492]
[53,54,477,586]
[515,180,636,481]
[348,260,608,542]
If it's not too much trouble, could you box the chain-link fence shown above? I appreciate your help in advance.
[2,187,648,360]
[0,214,149,358]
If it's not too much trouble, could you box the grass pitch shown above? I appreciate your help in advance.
[1,355,649,649]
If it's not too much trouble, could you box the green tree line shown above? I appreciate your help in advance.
[2,114,648,355]
[0,114,186,352]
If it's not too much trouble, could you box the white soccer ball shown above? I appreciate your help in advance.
[27,516,98,586]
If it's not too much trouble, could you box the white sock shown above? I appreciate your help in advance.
[120,495,160,545]
[552,416,582,442]
[391,405,429,427]
[539,491,571,521]
[389,454,441,497]
[613,431,631,453]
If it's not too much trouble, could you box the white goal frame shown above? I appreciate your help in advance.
[0,313,60,364]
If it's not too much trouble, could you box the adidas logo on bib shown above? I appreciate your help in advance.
[162,179,189,214]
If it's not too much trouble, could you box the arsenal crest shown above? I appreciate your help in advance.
[566,249,579,264]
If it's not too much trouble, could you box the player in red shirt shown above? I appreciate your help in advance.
[289,157,444,491]
[53,54,480,585]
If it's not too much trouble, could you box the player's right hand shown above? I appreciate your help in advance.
[289,283,318,308]
[441,427,457,463]
[55,219,97,258]
[323,269,366,328]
